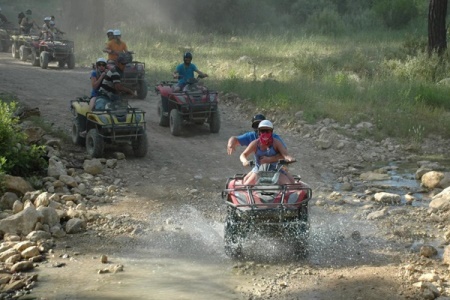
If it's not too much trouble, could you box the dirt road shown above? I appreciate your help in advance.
[0,53,413,300]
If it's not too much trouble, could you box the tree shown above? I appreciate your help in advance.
[428,0,447,56]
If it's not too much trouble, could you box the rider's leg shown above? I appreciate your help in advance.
[89,97,97,111]
[243,172,258,185]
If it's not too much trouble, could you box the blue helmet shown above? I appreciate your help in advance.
[183,52,192,59]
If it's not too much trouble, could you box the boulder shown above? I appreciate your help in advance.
[2,175,34,196]
[0,207,40,236]
[429,187,450,211]
[421,171,445,189]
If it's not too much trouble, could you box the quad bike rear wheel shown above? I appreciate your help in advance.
[67,53,75,69]
[40,51,49,69]
[209,108,221,133]
[71,116,85,146]
[132,129,148,157]
[86,128,104,158]
[19,45,28,61]
[169,108,182,136]
[31,50,39,66]
[136,79,148,99]
[157,98,169,127]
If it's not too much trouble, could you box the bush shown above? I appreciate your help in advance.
[373,0,419,29]
[0,100,48,177]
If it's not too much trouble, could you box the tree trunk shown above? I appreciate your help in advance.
[428,0,448,56]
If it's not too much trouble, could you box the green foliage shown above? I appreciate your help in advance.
[0,100,48,177]
[306,7,346,36]
[373,0,419,29]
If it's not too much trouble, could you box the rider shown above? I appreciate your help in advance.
[0,7,8,24]
[103,29,127,62]
[19,9,39,34]
[88,58,108,110]
[173,52,207,92]
[96,53,135,110]
[49,20,64,36]
[240,120,295,185]
[41,17,52,39]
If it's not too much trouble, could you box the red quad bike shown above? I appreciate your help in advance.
[106,51,148,100]
[221,160,312,259]
[154,75,220,136]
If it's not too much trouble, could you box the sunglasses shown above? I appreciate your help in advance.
[259,129,272,133]
[97,63,107,67]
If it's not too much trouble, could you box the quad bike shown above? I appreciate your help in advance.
[10,32,40,62]
[154,74,220,136]
[221,160,312,259]
[106,51,148,99]
[33,33,75,69]
[69,94,148,158]
[0,22,19,52]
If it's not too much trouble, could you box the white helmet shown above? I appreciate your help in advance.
[96,58,107,64]
[113,29,121,36]
[44,17,51,21]
[107,29,114,34]
[258,120,273,129]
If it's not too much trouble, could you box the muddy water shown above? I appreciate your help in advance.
[32,204,399,300]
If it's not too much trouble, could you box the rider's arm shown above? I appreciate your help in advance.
[114,82,135,96]
[274,139,294,162]
[91,71,105,90]
[227,136,240,155]
[240,140,257,167]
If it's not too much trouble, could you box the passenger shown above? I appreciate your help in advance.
[240,120,295,185]
[41,17,52,40]
[49,20,64,37]
[88,58,108,111]
[227,114,287,156]
[17,12,25,26]
[172,52,207,92]
[96,53,135,110]
[19,9,39,34]
[0,7,8,24]
[103,29,128,62]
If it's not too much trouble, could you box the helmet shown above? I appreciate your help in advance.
[258,120,273,129]
[44,17,51,21]
[251,114,266,129]
[49,21,55,26]
[113,29,121,36]
[96,58,107,65]
[26,9,32,15]
[183,52,193,59]
[107,29,114,35]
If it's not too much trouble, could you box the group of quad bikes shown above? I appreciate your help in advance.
[68,50,310,260]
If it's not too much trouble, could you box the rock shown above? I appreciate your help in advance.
[429,187,450,211]
[419,273,440,282]
[65,218,86,234]
[0,207,40,236]
[5,254,21,264]
[10,261,34,273]
[2,279,26,292]
[367,208,388,220]
[83,159,103,175]
[59,175,78,188]
[422,171,445,189]
[360,172,390,181]
[47,157,67,177]
[23,127,45,144]
[37,206,60,227]
[13,241,35,252]
[420,245,438,258]
[12,200,23,214]
[374,192,401,205]
[416,167,433,180]
[0,248,20,262]
[443,246,450,265]
[34,192,51,208]
[0,192,19,210]
[26,230,52,242]
[101,255,108,263]
[21,246,40,259]
[2,175,34,196]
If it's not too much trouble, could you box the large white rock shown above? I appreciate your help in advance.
[0,207,41,236]
[429,187,450,211]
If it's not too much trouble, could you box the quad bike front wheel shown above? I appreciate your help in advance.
[209,108,221,133]
[132,129,148,157]
[136,79,148,99]
[71,116,85,146]
[19,45,28,61]
[169,108,182,136]
[224,210,243,259]
[40,51,49,69]
[11,42,18,59]
[157,98,169,127]
[86,128,104,158]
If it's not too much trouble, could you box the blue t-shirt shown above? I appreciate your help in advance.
[90,70,99,97]
[237,131,287,148]
[176,63,198,85]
